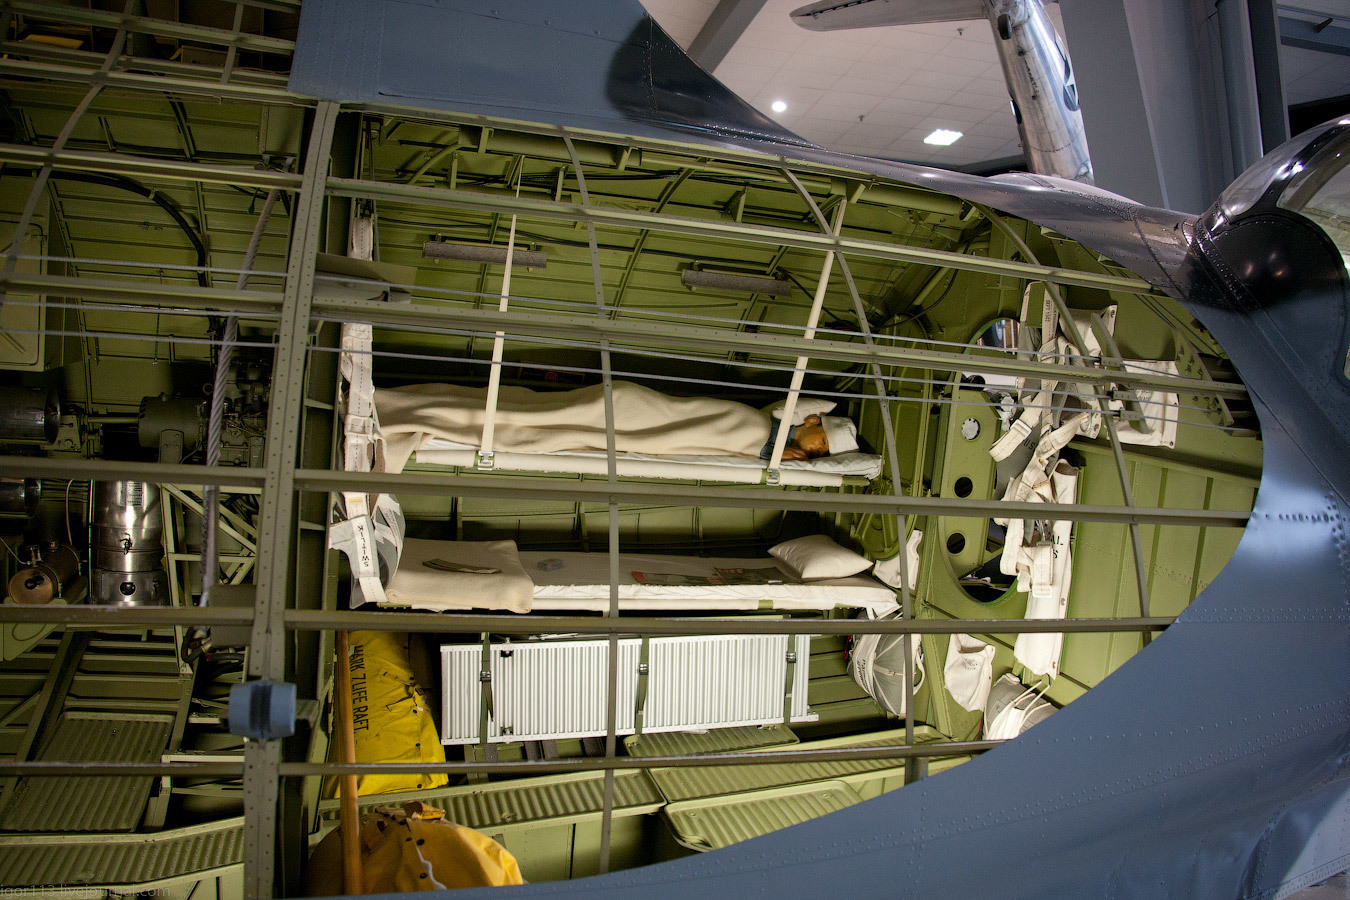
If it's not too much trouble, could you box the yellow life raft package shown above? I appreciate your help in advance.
[325,630,449,796]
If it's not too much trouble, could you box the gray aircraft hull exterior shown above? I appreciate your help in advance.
[291,2,1350,896]
[790,0,1095,182]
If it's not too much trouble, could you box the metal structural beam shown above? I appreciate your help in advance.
[325,175,1159,295]
[0,57,308,105]
[9,1,296,54]
[293,469,1250,527]
[0,605,1174,635]
[1249,0,1290,152]
[243,99,340,900]
[0,144,301,190]
[688,0,770,71]
[1279,13,1350,56]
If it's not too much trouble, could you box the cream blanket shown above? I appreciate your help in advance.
[375,381,772,473]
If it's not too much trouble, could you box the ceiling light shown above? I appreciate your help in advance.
[771,100,788,113]
[923,129,964,146]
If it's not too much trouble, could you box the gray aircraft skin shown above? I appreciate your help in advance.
[288,1,1350,897]
[791,0,1095,182]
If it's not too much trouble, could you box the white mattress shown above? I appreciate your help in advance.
[414,440,883,486]
[519,551,899,617]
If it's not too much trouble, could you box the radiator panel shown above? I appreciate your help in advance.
[441,634,814,744]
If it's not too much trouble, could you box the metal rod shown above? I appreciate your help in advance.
[561,132,621,876]
[0,144,302,190]
[0,740,1000,778]
[292,469,1249,527]
[334,630,363,895]
[0,456,264,487]
[0,57,305,105]
[0,605,1176,632]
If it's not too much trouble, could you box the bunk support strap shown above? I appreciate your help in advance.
[478,634,494,751]
[633,637,651,736]
[766,202,846,477]
[782,635,800,726]
[478,167,526,469]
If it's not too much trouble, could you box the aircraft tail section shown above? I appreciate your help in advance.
[791,0,986,31]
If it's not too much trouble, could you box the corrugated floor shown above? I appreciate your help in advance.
[664,782,863,851]
[624,724,798,757]
[0,816,243,887]
[0,712,173,832]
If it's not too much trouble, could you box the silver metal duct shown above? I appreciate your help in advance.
[0,478,39,517]
[92,481,169,606]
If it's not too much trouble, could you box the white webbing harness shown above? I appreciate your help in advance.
[327,216,405,606]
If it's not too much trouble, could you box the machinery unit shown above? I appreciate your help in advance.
[91,481,169,607]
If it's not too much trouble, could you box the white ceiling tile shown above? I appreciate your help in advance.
[907,69,969,90]
[791,53,856,76]
[926,53,997,77]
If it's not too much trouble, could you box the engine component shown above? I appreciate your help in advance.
[0,387,60,443]
[0,478,39,517]
[92,481,169,606]
[7,542,79,605]
[138,395,204,464]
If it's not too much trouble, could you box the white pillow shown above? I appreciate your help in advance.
[763,396,836,425]
[769,534,872,581]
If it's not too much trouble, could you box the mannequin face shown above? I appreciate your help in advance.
[784,415,829,460]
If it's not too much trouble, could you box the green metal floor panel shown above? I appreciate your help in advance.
[316,769,664,837]
[624,724,798,757]
[644,726,948,803]
[664,781,863,851]
[0,816,243,887]
[0,711,174,832]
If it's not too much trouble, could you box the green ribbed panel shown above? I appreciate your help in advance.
[318,770,664,831]
[0,817,243,887]
[624,725,798,758]
[0,712,173,832]
[646,727,943,802]
[665,781,861,851]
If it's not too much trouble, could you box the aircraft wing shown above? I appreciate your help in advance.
[790,0,988,31]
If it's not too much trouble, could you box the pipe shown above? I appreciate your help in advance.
[335,630,363,894]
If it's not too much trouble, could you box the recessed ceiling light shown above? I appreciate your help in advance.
[771,100,788,113]
[924,128,963,146]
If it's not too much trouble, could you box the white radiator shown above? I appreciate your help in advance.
[441,634,815,744]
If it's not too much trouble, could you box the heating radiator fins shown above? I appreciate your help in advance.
[441,634,815,744]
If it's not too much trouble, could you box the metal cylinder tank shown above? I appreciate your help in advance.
[92,481,169,606]
[7,542,80,605]
[0,478,39,517]
[0,388,60,443]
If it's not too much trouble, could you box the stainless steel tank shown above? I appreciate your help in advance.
[0,478,39,517]
[92,481,169,606]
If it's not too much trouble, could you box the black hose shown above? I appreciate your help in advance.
[36,170,209,287]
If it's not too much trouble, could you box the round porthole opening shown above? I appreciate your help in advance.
[954,476,973,498]
[947,533,966,554]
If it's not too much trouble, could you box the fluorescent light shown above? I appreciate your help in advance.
[682,268,791,297]
[423,241,547,268]
[924,128,963,146]
[771,99,787,113]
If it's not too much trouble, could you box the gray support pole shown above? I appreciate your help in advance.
[561,133,623,875]
[1216,0,1268,176]
[1247,0,1289,153]
[242,99,340,900]
[780,169,920,780]
[688,0,770,71]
